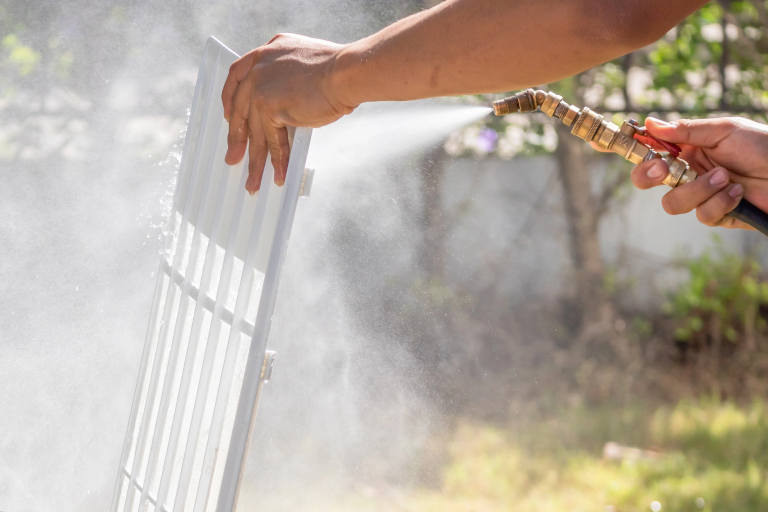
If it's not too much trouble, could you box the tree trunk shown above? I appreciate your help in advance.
[744,301,757,352]
[710,313,722,374]
[554,123,609,332]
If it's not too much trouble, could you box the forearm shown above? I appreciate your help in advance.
[332,0,707,105]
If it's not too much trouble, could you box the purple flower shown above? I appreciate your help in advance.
[476,128,498,153]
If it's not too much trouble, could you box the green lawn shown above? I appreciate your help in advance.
[317,398,768,512]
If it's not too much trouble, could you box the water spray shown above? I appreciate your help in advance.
[493,89,768,236]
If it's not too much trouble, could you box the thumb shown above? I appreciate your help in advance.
[645,117,735,148]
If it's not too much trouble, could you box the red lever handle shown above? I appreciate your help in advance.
[627,119,682,158]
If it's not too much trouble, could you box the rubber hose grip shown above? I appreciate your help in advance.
[728,198,768,237]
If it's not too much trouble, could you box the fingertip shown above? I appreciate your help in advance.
[245,175,260,195]
[661,192,675,216]
[646,160,668,180]
[707,167,729,188]
[645,117,671,127]
[271,159,286,186]
[224,146,244,166]
[630,166,646,189]
[695,183,744,226]
[632,160,668,190]
[645,118,675,134]
[644,118,683,144]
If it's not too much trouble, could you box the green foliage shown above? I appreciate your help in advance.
[646,1,768,113]
[664,237,768,344]
[458,1,768,160]
[653,396,768,472]
[647,3,725,110]
[633,316,654,339]
[0,33,41,97]
[1,34,40,76]
[324,399,768,512]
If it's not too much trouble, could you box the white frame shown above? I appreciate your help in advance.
[111,36,312,512]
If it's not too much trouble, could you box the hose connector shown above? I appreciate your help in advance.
[492,89,547,115]
[493,89,698,188]
[491,89,768,237]
[493,96,518,115]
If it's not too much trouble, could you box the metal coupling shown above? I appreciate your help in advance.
[492,89,698,190]
[261,350,276,382]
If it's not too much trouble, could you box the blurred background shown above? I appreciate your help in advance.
[2,0,768,511]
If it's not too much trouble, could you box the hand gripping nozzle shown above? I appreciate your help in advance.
[493,89,697,188]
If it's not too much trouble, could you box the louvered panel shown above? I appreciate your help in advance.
[112,36,313,512]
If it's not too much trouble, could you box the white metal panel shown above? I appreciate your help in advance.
[112,36,312,512]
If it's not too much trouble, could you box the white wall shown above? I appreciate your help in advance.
[440,155,764,308]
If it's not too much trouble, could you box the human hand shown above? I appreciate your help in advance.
[630,117,768,230]
[222,33,357,194]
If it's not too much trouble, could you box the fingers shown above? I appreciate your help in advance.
[633,134,672,154]
[635,161,749,229]
[711,214,754,231]
[245,109,269,195]
[261,120,290,186]
[695,182,744,227]
[224,73,253,165]
[222,51,257,122]
[224,69,290,191]
[234,104,291,192]
[644,117,736,148]
[631,159,669,190]
[661,167,732,215]
[246,116,289,191]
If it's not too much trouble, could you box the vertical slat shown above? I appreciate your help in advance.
[110,38,215,512]
[115,37,314,512]
[216,127,313,512]
[123,50,223,512]
[153,127,236,510]
[192,164,278,512]
[172,167,250,511]
[139,109,228,509]
[227,360,269,512]
[112,267,164,508]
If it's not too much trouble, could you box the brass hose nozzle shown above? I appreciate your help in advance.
[493,89,697,188]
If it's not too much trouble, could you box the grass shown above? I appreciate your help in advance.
[323,398,768,512]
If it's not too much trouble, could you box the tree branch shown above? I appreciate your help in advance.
[748,0,768,29]
[594,167,628,224]
[724,11,765,68]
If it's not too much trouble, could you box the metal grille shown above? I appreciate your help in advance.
[111,37,313,512]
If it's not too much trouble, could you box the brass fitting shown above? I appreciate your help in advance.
[493,90,698,189]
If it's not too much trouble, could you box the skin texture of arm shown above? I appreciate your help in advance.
[222,0,708,193]
[631,117,768,230]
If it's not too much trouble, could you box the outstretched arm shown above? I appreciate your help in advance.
[223,0,707,193]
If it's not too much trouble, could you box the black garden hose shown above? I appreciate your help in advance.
[729,198,768,237]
